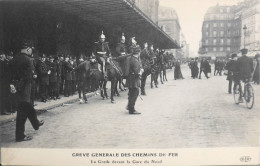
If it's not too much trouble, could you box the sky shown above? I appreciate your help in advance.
[159,0,241,56]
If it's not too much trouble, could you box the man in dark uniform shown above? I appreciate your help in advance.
[125,41,144,114]
[63,55,73,97]
[55,56,62,99]
[48,56,58,100]
[71,57,77,94]
[28,51,38,106]
[60,55,65,95]
[115,33,127,58]
[36,53,50,102]
[0,51,11,115]
[93,31,111,79]
[9,40,44,142]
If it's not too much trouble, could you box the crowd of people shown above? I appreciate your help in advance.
[225,50,259,99]
[188,57,212,79]
[0,49,86,116]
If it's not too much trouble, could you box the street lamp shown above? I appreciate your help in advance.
[243,24,247,48]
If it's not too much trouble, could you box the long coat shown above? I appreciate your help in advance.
[125,55,142,88]
[49,61,58,83]
[63,61,73,80]
[36,60,49,85]
[9,53,33,103]
[237,55,254,80]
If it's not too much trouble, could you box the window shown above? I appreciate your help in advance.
[227,31,231,36]
[205,39,209,45]
[213,39,217,45]
[220,47,223,51]
[213,23,217,27]
[206,31,209,36]
[227,7,230,13]
[205,48,208,52]
[220,23,224,27]
[227,39,231,45]
[205,23,209,28]
[213,31,217,37]
[227,47,230,51]
[220,39,224,45]
[220,31,224,37]
[220,8,223,13]
[227,23,231,27]
[213,47,217,52]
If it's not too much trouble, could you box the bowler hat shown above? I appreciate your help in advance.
[231,53,237,59]
[240,48,248,55]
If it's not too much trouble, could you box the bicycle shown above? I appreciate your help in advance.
[233,78,254,109]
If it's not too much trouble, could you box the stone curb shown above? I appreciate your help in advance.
[0,92,95,125]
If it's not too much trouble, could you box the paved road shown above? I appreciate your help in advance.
[1,65,260,148]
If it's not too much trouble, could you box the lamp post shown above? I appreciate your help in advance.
[243,25,247,48]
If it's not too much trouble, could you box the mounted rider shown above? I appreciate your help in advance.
[115,33,127,58]
[93,31,111,79]
[148,44,157,65]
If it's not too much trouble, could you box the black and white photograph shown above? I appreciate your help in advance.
[0,0,260,165]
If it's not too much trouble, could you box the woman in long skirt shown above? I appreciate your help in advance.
[174,59,184,80]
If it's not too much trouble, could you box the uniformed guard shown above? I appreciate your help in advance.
[125,42,144,114]
[63,55,73,97]
[9,40,44,142]
[115,33,127,58]
[36,53,51,102]
[55,55,62,99]
[48,56,58,100]
[93,31,111,79]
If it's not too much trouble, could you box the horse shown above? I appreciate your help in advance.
[75,60,92,103]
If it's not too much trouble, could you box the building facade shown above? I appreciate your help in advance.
[200,5,236,57]
[199,0,260,58]
[158,6,181,57]
[134,0,159,23]
[240,0,260,50]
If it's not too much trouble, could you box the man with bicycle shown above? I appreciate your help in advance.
[236,48,254,103]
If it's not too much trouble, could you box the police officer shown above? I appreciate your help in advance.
[125,39,143,114]
[48,56,58,100]
[63,55,73,97]
[93,31,111,79]
[71,57,77,94]
[55,55,62,99]
[9,40,44,142]
[36,53,50,102]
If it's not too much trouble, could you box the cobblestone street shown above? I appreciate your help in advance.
[1,65,260,148]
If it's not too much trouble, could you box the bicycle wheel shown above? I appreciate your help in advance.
[233,84,240,104]
[245,84,254,109]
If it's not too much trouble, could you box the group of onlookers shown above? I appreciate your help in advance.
[188,57,211,79]
[225,51,260,96]
[0,49,85,115]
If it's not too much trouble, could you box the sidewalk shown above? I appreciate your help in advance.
[0,92,95,125]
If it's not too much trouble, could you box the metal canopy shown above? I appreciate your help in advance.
[41,0,180,49]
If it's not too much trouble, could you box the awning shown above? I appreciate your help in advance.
[39,0,180,49]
